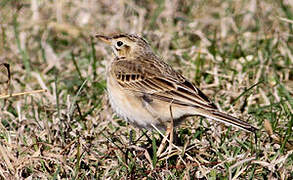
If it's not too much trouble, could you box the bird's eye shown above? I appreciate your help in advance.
[117,41,123,47]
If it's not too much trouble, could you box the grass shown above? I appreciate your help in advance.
[0,0,293,179]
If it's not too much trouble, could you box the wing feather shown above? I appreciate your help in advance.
[110,57,217,110]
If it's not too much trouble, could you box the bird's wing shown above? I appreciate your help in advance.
[110,56,217,110]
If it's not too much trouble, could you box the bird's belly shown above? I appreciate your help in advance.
[107,78,160,129]
[106,76,194,129]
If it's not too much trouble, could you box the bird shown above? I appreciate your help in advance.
[95,33,257,155]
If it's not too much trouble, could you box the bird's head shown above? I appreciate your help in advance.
[95,33,151,58]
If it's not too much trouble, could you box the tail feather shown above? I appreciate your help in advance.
[198,110,257,133]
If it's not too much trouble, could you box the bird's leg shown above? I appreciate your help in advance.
[156,104,174,157]
[167,105,174,154]
[156,127,170,157]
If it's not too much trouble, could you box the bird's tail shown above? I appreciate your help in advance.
[197,109,257,133]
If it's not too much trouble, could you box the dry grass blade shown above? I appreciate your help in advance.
[0,144,14,174]
[228,157,256,180]
[0,89,47,99]
[264,119,273,136]
[278,16,293,24]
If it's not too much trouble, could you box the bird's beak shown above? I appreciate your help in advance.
[95,35,111,44]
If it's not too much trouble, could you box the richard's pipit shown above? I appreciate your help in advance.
[96,33,257,155]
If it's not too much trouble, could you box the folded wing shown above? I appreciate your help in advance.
[110,57,217,111]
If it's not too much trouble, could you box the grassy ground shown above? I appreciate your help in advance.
[0,0,292,179]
